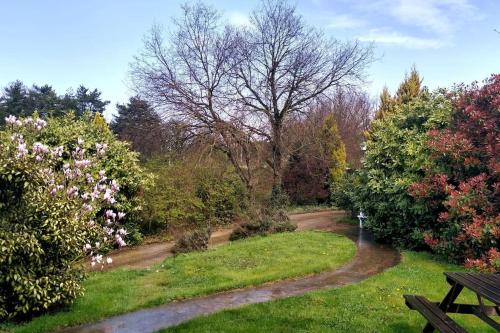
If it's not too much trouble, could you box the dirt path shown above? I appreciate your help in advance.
[96,209,343,270]
[60,210,400,333]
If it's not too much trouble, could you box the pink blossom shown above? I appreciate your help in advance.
[115,234,126,247]
[74,159,92,169]
[96,143,108,155]
[103,188,115,204]
[51,146,64,158]
[32,142,49,155]
[35,118,47,130]
[110,180,120,192]
[105,210,117,219]
[118,212,126,220]
[16,143,28,158]
[85,173,94,184]
[67,186,79,198]
[82,203,93,213]
[5,115,17,125]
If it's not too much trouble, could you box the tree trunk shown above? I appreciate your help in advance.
[271,121,284,190]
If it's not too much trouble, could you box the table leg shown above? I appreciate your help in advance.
[422,282,464,333]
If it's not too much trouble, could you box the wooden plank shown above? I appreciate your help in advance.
[464,273,500,294]
[445,273,500,305]
[430,302,500,316]
[473,307,500,331]
[404,295,468,333]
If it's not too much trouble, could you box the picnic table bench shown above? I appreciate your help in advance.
[404,272,500,333]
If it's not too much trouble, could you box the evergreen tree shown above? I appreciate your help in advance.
[395,65,424,104]
[27,84,61,117]
[0,81,110,124]
[0,81,29,124]
[111,96,168,157]
[322,115,347,184]
[73,85,110,115]
[374,86,394,120]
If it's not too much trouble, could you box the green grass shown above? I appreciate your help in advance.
[164,252,496,333]
[3,231,355,333]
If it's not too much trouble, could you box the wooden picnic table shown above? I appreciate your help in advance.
[404,272,500,333]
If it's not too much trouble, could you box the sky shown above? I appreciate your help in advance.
[0,0,499,120]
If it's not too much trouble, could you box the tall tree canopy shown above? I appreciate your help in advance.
[0,81,109,125]
[111,96,188,158]
[131,0,372,194]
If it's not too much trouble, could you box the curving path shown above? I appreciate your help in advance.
[59,210,400,333]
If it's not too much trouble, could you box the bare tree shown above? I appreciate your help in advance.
[232,0,372,189]
[131,3,259,191]
[131,0,372,194]
[317,88,373,168]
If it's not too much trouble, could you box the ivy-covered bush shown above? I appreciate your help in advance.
[409,75,500,271]
[36,112,150,244]
[356,92,452,249]
[0,115,127,320]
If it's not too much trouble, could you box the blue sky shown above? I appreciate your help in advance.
[0,0,499,120]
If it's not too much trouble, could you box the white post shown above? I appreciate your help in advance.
[357,211,366,229]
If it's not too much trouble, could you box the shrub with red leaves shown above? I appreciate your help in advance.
[410,74,500,271]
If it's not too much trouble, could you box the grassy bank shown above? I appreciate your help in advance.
[3,231,355,333]
[165,252,495,333]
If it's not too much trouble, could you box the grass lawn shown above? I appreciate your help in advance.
[2,231,355,333]
[164,252,496,333]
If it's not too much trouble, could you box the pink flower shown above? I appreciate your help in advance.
[5,115,17,125]
[16,143,28,158]
[51,146,64,157]
[118,212,126,220]
[32,142,49,155]
[74,159,92,169]
[115,234,126,247]
[35,118,46,130]
[110,180,120,192]
[67,186,79,198]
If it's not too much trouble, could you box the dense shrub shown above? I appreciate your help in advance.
[142,156,248,233]
[356,92,452,249]
[196,174,248,225]
[0,115,127,320]
[230,208,296,241]
[331,172,362,217]
[409,75,500,271]
[35,112,149,244]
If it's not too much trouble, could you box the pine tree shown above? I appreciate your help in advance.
[0,81,29,125]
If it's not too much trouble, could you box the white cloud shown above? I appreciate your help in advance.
[227,11,251,27]
[362,0,479,36]
[358,29,443,49]
[327,14,366,29]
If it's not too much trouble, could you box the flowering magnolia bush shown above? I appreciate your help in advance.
[410,75,500,272]
[38,112,149,244]
[0,115,127,320]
